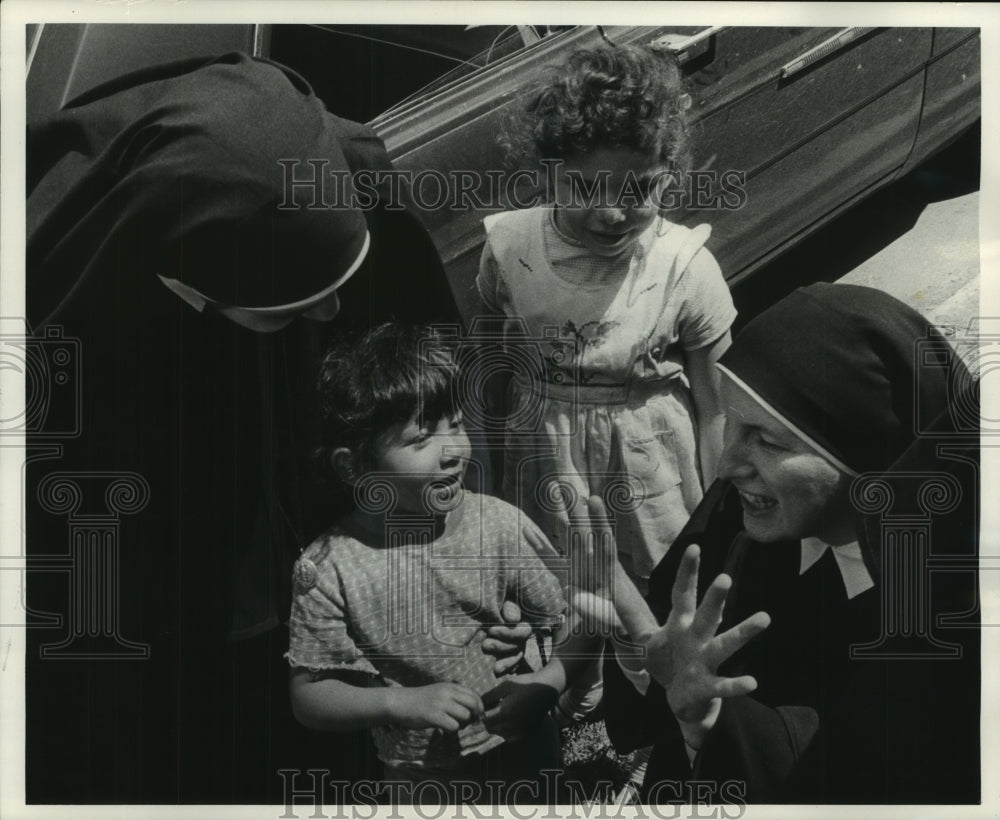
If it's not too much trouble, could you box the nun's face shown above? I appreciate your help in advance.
[717,376,855,545]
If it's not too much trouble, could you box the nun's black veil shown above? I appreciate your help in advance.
[24,53,459,802]
[603,284,980,803]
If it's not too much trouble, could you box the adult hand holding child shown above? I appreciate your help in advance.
[481,601,535,676]
[482,525,595,742]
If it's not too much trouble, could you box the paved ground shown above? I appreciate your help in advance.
[836,189,979,332]
[838,187,981,379]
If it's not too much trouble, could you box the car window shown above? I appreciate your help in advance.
[267,24,550,124]
[395,25,575,107]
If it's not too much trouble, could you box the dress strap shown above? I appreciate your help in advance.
[627,220,713,308]
[674,223,713,278]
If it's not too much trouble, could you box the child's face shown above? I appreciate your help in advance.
[553,147,668,258]
[369,411,471,516]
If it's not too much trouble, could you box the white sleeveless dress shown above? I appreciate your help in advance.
[478,207,736,580]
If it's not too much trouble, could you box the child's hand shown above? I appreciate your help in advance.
[480,672,559,742]
[389,682,484,732]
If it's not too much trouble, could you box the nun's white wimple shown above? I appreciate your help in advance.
[717,363,859,478]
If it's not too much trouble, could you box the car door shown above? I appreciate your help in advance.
[648,26,933,285]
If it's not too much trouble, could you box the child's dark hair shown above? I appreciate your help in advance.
[315,322,460,487]
[502,43,690,174]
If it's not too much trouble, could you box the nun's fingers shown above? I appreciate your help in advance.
[551,478,581,541]
[643,622,682,689]
[706,611,771,669]
[689,573,732,642]
[564,497,598,587]
[570,589,623,637]
[671,545,702,618]
[586,495,613,540]
[565,494,593,590]
[568,532,594,594]
[710,674,759,700]
[522,525,554,562]
[586,495,617,597]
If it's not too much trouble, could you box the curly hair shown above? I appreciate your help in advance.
[501,43,690,174]
[313,322,460,490]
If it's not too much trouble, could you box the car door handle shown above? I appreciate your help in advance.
[652,26,727,65]
[780,27,876,78]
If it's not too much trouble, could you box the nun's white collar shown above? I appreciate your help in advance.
[799,537,875,600]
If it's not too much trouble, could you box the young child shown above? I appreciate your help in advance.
[478,43,737,780]
[286,322,596,803]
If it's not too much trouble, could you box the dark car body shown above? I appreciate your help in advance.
[26,22,981,321]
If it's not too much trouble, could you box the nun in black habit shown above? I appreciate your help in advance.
[24,52,471,803]
[597,283,980,804]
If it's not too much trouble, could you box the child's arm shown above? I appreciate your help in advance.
[290,668,485,733]
[674,243,737,487]
[686,330,731,486]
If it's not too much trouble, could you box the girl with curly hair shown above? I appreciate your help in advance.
[476,43,737,763]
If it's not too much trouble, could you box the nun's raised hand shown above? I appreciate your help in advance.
[566,496,659,641]
[647,544,771,725]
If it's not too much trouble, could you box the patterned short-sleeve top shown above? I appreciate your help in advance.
[287,491,567,772]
